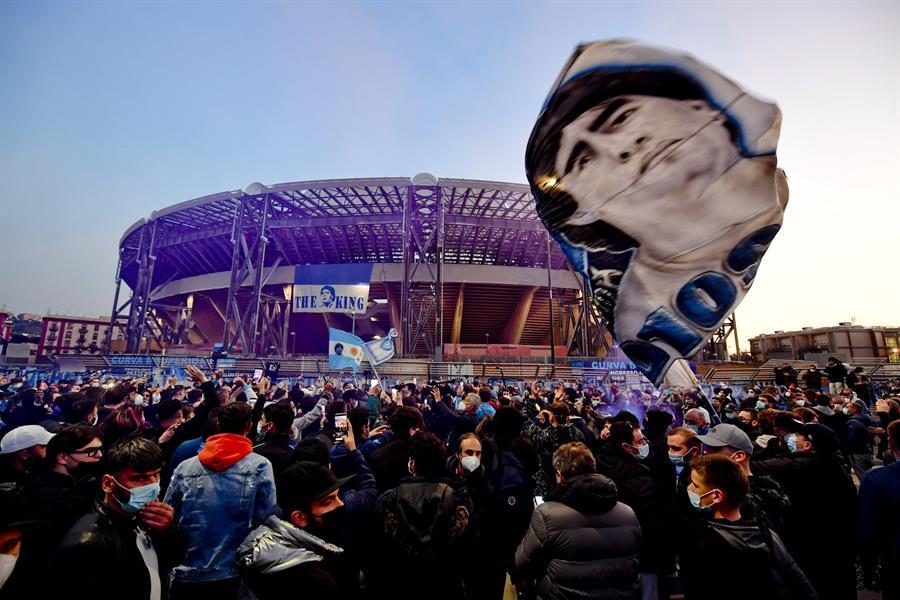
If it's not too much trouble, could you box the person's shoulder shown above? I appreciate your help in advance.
[862,462,900,488]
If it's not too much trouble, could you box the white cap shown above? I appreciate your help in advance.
[1,425,55,454]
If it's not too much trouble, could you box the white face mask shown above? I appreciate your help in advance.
[0,553,18,589]
[460,456,481,472]
[133,394,145,406]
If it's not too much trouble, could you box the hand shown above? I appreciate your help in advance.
[214,369,224,380]
[138,500,175,533]
[167,375,178,387]
[159,424,179,444]
[343,422,356,452]
[369,424,388,439]
[233,377,245,388]
[185,364,206,383]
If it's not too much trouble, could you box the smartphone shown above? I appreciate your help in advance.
[534,495,544,507]
[334,413,349,442]
[252,369,263,382]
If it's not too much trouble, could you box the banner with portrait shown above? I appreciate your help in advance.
[292,264,373,314]
[526,40,788,386]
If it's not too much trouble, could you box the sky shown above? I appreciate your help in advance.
[1,0,898,348]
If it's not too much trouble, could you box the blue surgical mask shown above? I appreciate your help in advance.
[755,401,766,410]
[633,443,650,460]
[113,478,160,513]
[669,451,686,466]
[688,489,715,510]
[686,424,708,435]
[785,433,798,453]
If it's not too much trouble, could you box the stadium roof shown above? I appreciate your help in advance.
[119,177,569,289]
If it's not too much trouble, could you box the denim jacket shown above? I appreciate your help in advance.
[164,433,278,582]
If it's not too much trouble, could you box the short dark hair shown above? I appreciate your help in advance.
[218,402,252,434]
[46,425,102,464]
[347,407,370,440]
[104,437,163,476]
[691,454,748,507]
[409,431,446,479]
[188,389,203,404]
[552,442,596,480]
[607,420,637,447]
[263,402,294,434]
[389,406,423,439]
[58,393,98,424]
[103,385,128,406]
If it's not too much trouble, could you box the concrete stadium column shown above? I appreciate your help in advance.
[450,283,465,345]
[501,286,538,344]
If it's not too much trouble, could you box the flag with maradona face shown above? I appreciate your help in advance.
[526,40,788,387]
[328,328,365,372]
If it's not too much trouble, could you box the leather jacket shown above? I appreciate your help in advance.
[50,501,185,600]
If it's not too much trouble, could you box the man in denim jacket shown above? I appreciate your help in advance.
[164,401,277,599]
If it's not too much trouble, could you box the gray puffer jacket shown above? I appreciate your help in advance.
[514,473,641,600]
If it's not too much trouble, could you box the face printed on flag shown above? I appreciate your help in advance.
[527,40,788,386]
[329,328,365,372]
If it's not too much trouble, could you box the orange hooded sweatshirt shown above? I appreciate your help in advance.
[198,433,253,471]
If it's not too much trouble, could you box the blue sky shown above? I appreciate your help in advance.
[1,1,898,345]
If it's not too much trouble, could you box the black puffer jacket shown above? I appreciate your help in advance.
[513,474,641,600]
[593,446,671,571]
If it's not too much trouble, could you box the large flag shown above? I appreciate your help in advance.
[526,40,788,387]
[363,328,398,366]
[328,328,366,372]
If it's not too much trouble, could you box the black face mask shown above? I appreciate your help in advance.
[306,507,344,544]
[69,459,104,480]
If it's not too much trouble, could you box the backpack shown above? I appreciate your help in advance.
[488,443,534,530]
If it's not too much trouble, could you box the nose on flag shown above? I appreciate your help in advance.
[328,328,366,372]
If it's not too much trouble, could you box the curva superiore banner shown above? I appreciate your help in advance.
[292,264,373,314]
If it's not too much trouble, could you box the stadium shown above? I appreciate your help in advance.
[111,174,609,368]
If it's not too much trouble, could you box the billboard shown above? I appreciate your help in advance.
[293,264,372,314]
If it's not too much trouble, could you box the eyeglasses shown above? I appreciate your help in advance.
[69,446,103,458]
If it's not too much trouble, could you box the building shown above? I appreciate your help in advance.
[110,175,608,359]
[0,312,12,343]
[749,323,900,364]
[37,315,126,357]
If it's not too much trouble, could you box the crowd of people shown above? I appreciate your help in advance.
[0,361,897,600]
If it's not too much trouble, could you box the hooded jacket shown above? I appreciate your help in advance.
[164,432,277,582]
[680,515,817,600]
[513,474,641,600]
[236,515,343,600]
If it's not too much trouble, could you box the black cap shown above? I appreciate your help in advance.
[278,461,352,511]
[156,398,183,422]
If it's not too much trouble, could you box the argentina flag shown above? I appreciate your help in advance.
[328,328,365,372]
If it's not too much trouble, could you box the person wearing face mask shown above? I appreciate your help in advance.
[593,419,671,600]
[449,433,506,600]
[237,460,351,599]
[0,483,47,599]
[753,424,857,600]
[842,400,875,481]
[679,455,816,600]
[25,425,104,549]
[51,437,182,600]
[696,424,789,536]
[373,431,475,600]
[252,402,296,476]
[513,442,641,600]
[683,408,710,435]
[0,425,54,485]
[667,426,701,495]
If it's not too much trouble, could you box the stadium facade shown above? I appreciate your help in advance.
[110,175,609,359]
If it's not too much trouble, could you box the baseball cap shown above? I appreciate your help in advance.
[277,461,352,511]
[0,425,55,454]
[696,424,753,454]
